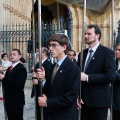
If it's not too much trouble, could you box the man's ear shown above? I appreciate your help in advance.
[96,34,100,39]
[62,45,67,52]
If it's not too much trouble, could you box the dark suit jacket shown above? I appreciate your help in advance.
[31,59,52,98]
[2,63,27,108]
[31,59,52,120]
[77,44,116,107]
[113,60,120,110]
[35,59,52,79]
[43,57,80,120]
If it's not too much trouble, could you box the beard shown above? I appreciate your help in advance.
[85,39,96,45]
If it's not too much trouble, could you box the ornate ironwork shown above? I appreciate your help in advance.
[0,14,72,72]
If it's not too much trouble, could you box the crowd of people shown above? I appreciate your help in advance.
[0,24,120,120]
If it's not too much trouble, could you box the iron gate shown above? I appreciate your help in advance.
[0,16,72,72]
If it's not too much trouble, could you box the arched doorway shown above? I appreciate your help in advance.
[33,1,72,48]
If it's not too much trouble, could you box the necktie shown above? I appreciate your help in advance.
[84,49,93,71]
[51,63,58,83]
[8,65,13,73]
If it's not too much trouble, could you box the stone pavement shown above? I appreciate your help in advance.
[0,87,35,120]
[0,86,111,120]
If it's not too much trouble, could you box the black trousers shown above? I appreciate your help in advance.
[81,104,108,120]
[112,107,120,120]
[6,106,24,120]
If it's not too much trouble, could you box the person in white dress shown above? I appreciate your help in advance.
[0,53,12,100]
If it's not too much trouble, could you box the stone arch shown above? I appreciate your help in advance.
[66,4,119,52]
[66,4,83,52]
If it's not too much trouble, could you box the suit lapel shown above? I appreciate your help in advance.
[82,49,88,71]
[10,63,21,73]
[84,44,102,72]
[5,63,21,75]
[42,59,47,66]
[50,57,69,90]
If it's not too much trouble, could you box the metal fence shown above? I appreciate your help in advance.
[0,24,32,72]
[0,15,72,72]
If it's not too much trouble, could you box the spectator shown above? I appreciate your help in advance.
[1,53,12,74]
[67,49,77,63]
[113,43,120,120]
[0,53,12,100]
[31,47,52,120]
[31,57,39,72]
[20,56,26,67]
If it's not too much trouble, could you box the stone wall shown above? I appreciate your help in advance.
[0,0,120,53]
[67,3,120,52]
[0,0,33,27]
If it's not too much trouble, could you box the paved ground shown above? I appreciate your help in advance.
[0,87,111,120]
[0,87,35,120]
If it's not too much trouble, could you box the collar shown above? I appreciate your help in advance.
[57,55,67,67]
[12,61,20,68]
[42,58,47,63]
[89,43,99,53]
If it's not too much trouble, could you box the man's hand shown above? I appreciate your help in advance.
[36,67,45,80]
[32,72,38,85]
[0,73,4,80]
[0,66,3,73]
[33,79,38,85]
[81,72,88,81]
[77,99,84,110]
[38,94,47,107]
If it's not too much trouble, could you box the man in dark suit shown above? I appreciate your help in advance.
[77,24,116,120]
[113,43,120,120]
[0,49,27,120]
[67,49,77,63]
[35,34,80,120]
[31,47,52,120]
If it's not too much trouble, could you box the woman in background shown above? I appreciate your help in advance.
[0,53,12,100]
[1,53,12,74]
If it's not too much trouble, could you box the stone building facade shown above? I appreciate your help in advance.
[0,0,120,52]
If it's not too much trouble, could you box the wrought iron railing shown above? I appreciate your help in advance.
[0,24,32,72]
[0,16,72,72]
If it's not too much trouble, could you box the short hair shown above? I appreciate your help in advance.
[12,49,21,55]
[1,53,8,59]
[68,49,76,56]
[116,43,120,47]
[48,34,69,54]
[87,24,102,41]
[42,47,49,57]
